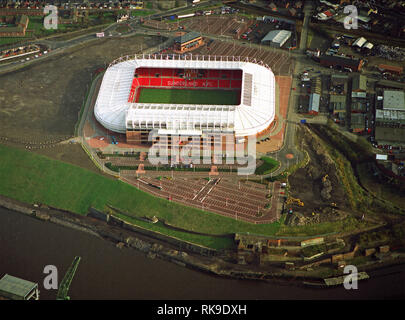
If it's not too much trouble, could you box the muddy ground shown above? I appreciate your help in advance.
[0,34,162,167]
[287,126,349,224]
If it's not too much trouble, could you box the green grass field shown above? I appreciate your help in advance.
[255,156,279,175]
[137,88,240,105]
[0,144,284,249]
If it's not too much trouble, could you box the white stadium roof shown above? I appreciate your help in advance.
[94,54,275,137]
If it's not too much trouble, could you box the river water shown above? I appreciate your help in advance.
[0,207,404,300]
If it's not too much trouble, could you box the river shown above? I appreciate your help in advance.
[0,207,404,300]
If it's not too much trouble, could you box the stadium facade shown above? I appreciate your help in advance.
[94,54,276,145]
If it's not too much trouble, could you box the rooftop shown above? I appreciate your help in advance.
[376,109,405,123]
[375,127,405,144]
[261,30,291,44]
[0,274,38,300]
[320,55,362,69]
[352,74,367,92]
[383,90,405,111]
[174,31,201,44]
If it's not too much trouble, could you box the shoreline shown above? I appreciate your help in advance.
[1,194,404,289]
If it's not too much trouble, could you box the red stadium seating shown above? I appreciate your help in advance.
[231,80,242,89]
[219,79,230,88]
[130,67,243,102]
[150,78,162,86]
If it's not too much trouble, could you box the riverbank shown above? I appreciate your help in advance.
[1,194,405,289]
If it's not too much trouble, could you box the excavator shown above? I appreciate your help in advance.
[286,197,304,207]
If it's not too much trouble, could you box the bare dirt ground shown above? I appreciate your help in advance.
[0,35,161,142]
[0,34,162,166]
[287,126,349,223]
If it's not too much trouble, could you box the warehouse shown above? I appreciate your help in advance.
[261,30,291,48]
[350,113,366,133]
[330,94,346,114]
[308,93,320,115]
[375,127,405,146]
[319,55,364,72]
[383,90,405,111]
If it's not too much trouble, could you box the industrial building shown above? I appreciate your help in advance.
[330,94,346,115]
[0,274,39,300]
[383,90,405,111]
[375,127,405,146]
[376,110,405,126]
[375,90,405,146]
[350,113,366,133]
[261,30,291,48]
[352,74,367,92]
[319,55,364,72]
[378,64,403,75]
[173,31,204,53]
[308,93,320,115]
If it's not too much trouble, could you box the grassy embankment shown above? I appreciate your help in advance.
[254,156,279,175]
[0,144,285,250]
[0,142,377,243]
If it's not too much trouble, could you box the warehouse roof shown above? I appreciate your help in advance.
[376,109,405,123]
[351,113,365,130]
[352,74,367,92]
[375,127,405,144]
[174,31,201,44]
[320,55,362,69]
[378,64,403,74]
[309,93,320,112]
[261,30,291,44]
[383,90,405,111]
[0,274,37,300]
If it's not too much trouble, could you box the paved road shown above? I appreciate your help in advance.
[299,0,313,52]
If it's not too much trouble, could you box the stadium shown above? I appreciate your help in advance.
[94,54,276,145]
